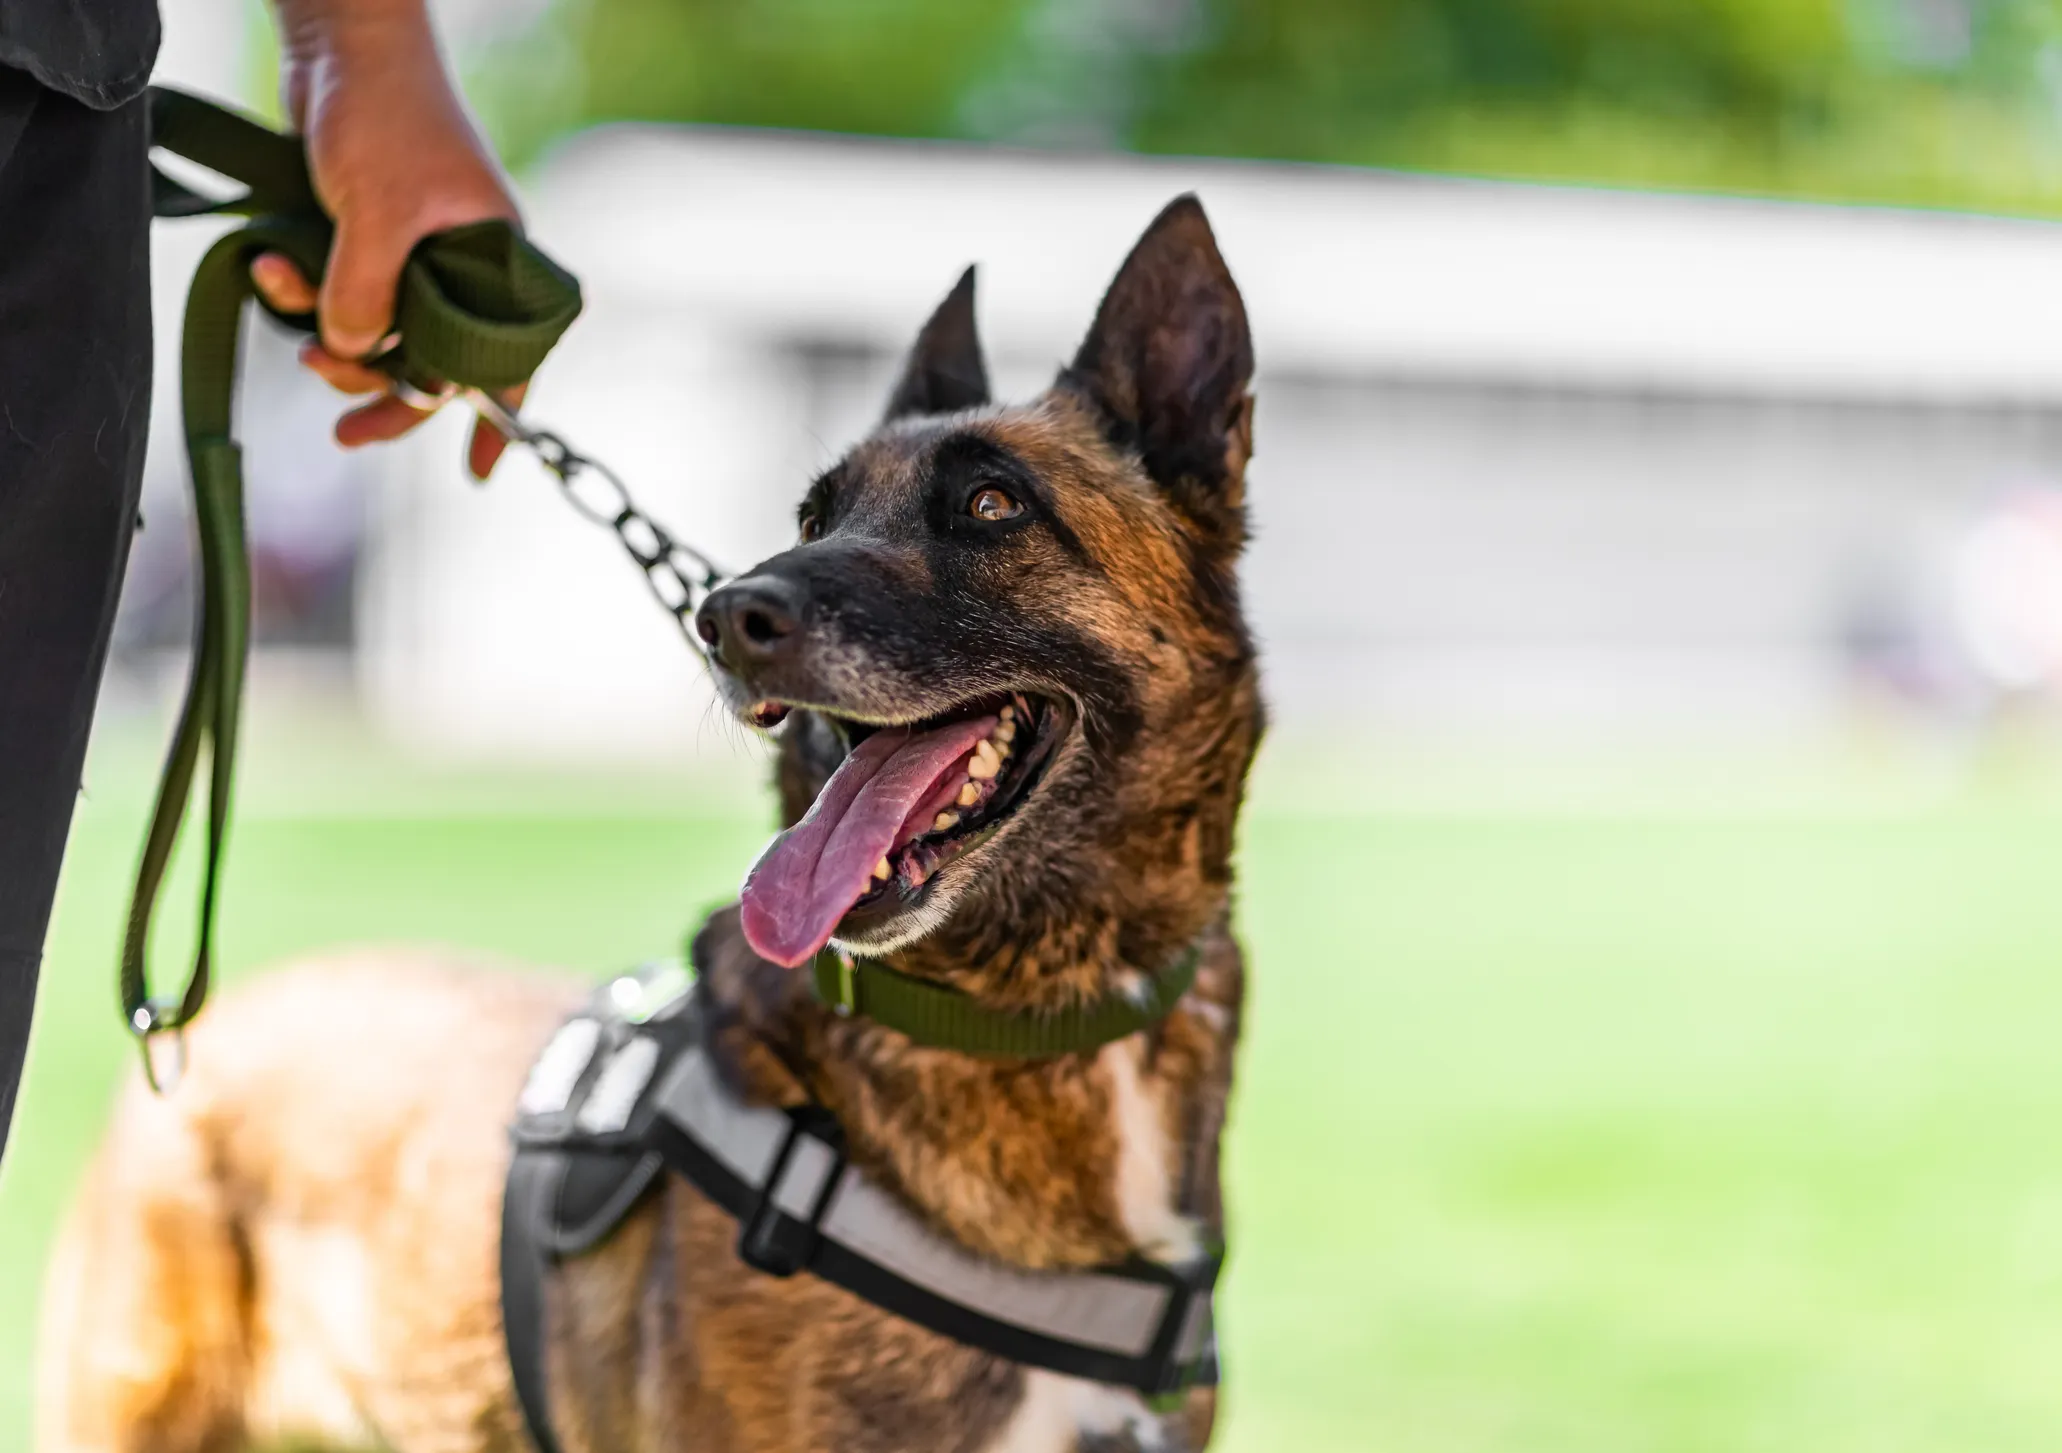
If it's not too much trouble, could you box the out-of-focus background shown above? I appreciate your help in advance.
[13,1,2062,1447]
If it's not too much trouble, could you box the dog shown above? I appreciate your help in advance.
[37,194,1263,1453]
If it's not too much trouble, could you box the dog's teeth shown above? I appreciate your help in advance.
[995,719,1016,745]
[967,748,999,781]
[999,704,1015,723]
[956,781,981,808]
[873,856,892,881]
[933,811,959,833]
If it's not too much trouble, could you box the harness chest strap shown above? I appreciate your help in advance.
[501,965,1219,1453]
[652,1048,1215,1372]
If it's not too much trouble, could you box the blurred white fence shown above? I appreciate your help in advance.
[358,128,2062,757]
[129,52,2062,759]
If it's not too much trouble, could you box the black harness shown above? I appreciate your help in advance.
[500,961,1220,1453]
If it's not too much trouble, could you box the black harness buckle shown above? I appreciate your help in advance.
[1140,1244,1225,1408]
[736,1107,847,1277]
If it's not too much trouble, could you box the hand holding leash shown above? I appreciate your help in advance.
[256,0,530,477]
[249,259,531,479]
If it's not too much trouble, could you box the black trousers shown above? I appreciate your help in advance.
[0,68,152,1163]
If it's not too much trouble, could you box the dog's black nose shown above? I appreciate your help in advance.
[696,576,803,672]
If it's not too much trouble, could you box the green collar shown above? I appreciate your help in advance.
[809,943,1203,1058]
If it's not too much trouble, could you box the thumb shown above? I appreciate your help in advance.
[318,216,415,361]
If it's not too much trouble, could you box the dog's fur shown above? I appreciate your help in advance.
[37,196,1261,1453]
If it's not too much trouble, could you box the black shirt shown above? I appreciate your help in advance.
[0,0,160,110]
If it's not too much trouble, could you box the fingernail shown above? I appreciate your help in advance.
[326,317,386,360]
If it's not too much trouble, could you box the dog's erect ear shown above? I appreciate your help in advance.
[1062,195,1255,544]
[882,266,991,423]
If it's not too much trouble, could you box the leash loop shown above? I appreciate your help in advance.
[130,1002,189,1096]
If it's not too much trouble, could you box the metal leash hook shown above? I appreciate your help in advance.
[129,1000,188,1096]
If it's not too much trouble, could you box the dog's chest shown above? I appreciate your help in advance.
[979,1370,1168,1453]
[956,1046,1196,1453]
[1100,1039,1202,1264]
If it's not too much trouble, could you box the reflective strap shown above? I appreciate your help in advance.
[518,1018,601,1118]
[575,1036,662,1135]
[817,1172,1168,1357]
[649,1047,1216,1376]
[656,1045,786,1185]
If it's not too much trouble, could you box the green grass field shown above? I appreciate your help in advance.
[8,726,2062,1451]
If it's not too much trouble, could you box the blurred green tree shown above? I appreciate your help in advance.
[466,0,2062,213]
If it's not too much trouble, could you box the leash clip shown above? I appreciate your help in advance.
[129,999,190,1096]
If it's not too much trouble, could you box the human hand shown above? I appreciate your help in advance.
[252,0,525,478]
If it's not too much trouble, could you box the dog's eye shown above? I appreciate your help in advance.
[798,512,822,542]
[969,486,1022,522]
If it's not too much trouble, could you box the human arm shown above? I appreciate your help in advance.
[250,0,523,477]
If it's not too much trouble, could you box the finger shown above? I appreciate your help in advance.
[335,393,436,449]
[319,216,414,361]
[467,382,528,480]
[297,341,391,396]
[250,252,319,315]
[467,417,509,481]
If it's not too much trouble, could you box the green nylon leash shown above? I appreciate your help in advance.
[124,87,583,1090]
[809,943,1203,1057]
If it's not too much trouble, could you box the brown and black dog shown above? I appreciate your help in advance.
[37,195,1262,1453]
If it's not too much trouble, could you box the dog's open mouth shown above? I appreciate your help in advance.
[738,692,1068,967]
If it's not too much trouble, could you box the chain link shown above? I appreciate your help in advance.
[465,391,727,655]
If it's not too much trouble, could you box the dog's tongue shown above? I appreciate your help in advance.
[740,714,996,967]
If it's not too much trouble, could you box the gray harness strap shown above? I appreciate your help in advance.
[499,963,1220,1453]
[649,1039,1219,1371]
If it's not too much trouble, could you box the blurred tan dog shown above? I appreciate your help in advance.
[38,196,1262,1453]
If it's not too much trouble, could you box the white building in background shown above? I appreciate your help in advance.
[329,128,2062,757]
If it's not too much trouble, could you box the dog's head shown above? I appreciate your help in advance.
[696,196,1263,977]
